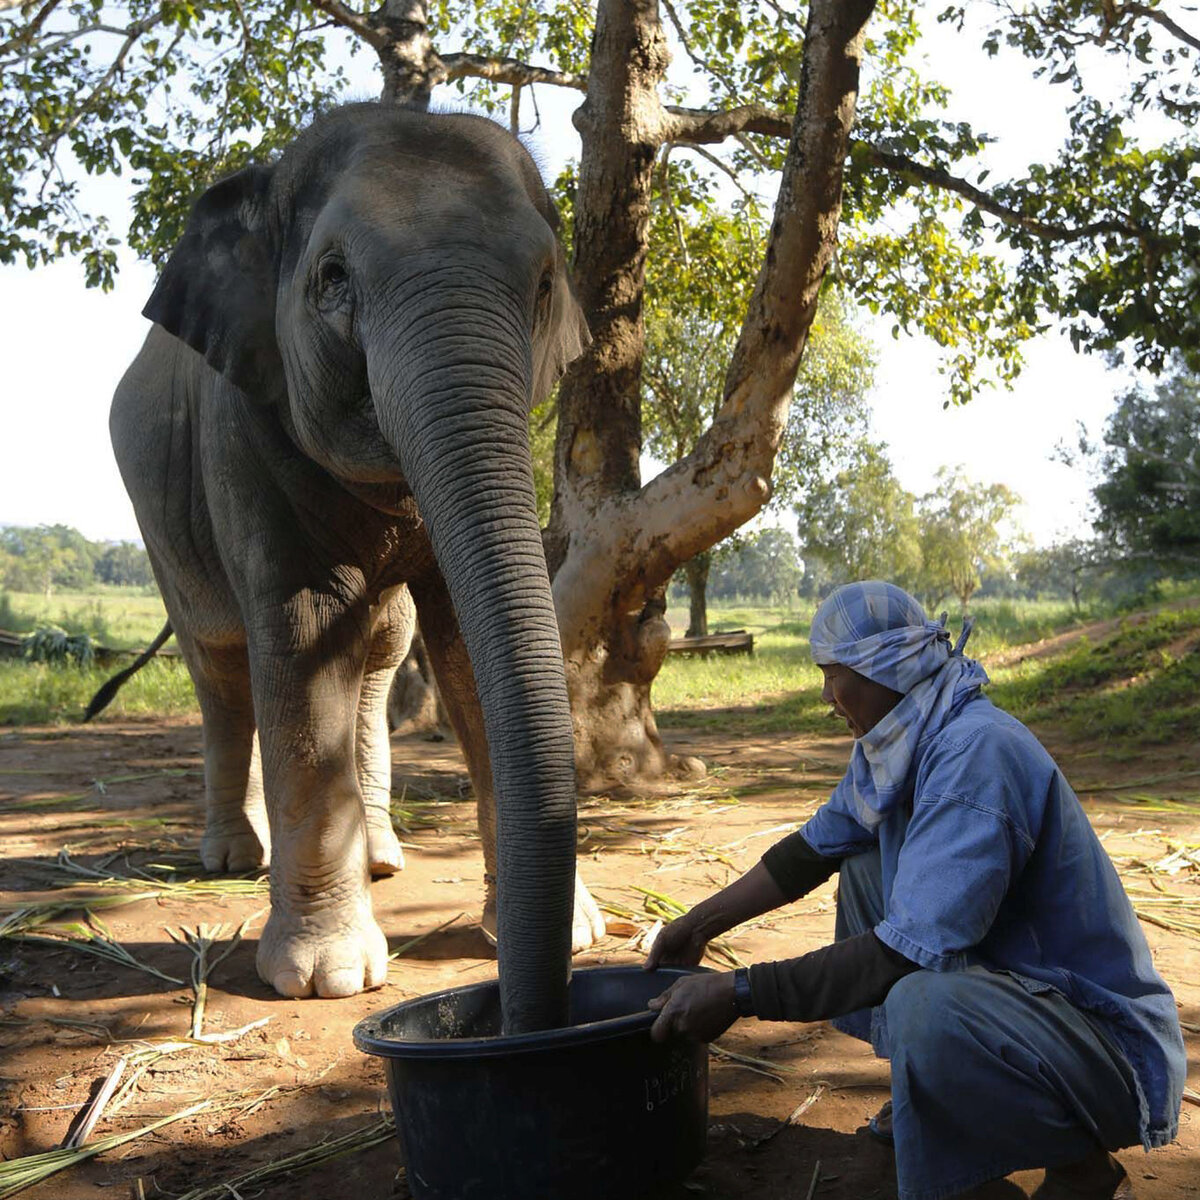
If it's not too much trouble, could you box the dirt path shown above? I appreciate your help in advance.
[1,717,1197,1199]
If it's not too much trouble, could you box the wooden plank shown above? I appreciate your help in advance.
[667,630,754,657]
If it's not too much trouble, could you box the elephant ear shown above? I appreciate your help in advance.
[143,165,283,402]
[532,256,591,403]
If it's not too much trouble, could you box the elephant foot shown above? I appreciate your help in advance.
[365,807,405,878]
[572,871,607,953]
[201,820,270,873]
[256,893,388,999]
[479,869,606,953]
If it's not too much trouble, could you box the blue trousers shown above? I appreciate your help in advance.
[833,849,1143,1200]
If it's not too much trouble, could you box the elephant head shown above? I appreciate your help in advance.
[143,103,589,1032]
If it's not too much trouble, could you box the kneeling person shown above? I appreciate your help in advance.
[645,581,1184,1200]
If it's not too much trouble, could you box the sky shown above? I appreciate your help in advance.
[0,7,1155,550]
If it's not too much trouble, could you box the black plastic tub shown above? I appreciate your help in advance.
[353,966,711,1200]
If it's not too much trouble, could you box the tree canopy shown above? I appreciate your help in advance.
[795,440,923,592]
[795,447,1022,611]
[4,0,1197,394]
[0,524,155,595]
[1092,364,1200,567]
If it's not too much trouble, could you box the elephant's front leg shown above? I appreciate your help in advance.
[252,636,388,999]
[413,577,606,954]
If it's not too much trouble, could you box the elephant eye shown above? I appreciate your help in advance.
[315,256,350,307]
[534,271,553,328]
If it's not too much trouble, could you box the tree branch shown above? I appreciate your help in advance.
[37,11,168,151]
[1113,2,1200,53]
[665,100,1161,249]
[309,0,385,48]
[0,0,58,56]
[854,140,1161,246]
[437,51,587,91]
[663,102,791,143]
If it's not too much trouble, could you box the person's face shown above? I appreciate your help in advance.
[819,663,904,739]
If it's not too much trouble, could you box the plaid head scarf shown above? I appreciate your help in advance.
[810,580,989,829]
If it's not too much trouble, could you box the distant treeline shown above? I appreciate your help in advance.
[0,524,154,594]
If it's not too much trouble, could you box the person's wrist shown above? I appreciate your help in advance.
[732,967,755,1017]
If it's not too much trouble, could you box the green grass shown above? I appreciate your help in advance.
[3,587,1196,749]
[0,659,196,726]
[0,588,168,649]
[989,605,1200,745]
[0,587,185,725]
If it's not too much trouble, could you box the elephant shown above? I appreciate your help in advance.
[107,101,607,1031]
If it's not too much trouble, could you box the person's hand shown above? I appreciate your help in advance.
[647,971,738,1043]
[643,914,708,970]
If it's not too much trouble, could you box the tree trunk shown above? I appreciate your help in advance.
[683,553,710,638]
[387,628,447,737]
[373,0,437,106]
[548,0,876,787]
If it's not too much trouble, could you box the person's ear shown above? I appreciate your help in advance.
[143,164,283,402]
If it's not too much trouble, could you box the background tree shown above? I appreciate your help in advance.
[1013,538,1099,611]
[4,0,1199,781]
[795,440,923,591]
[707,528,804,606]
[0,524,98,597]
[917,468,1021,612]
[94,541,157,588]
[1092,365,1200,569]
[0,525,155,596]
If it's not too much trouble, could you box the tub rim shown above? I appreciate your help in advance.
[353,964,714,1060]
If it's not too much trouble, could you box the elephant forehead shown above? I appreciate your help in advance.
[309,176,558,271]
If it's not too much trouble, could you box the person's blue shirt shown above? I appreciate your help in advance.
[801,692,1186,1149]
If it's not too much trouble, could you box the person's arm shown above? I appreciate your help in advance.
[647,931,918,1043]
[760,829,841,901]
[643,861,787,969]
[644,832,840,970]
[748,931,918,1021]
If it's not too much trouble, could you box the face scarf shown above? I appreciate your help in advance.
[809,580,990,830]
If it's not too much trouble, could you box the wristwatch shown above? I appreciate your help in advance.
[732,967,755,1017]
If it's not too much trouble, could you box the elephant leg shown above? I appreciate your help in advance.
[185,639,270,873]
[412,575,605,954]
[358,588,415,876]
[251,618,387,1000]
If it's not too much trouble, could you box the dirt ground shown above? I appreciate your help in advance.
[1,710,1198,1200]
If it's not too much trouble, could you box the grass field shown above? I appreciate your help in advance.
[2,586,1197,746]
[0,588,168,647]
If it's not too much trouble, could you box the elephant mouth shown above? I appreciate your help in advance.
[335,476,418,516]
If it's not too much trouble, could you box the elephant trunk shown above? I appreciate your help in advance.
[367,292,575,1034]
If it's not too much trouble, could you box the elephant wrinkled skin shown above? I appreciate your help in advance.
[110,103,603,1031]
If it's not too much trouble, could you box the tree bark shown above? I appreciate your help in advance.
[372,0,436,106]
[683,553,710,638]
[387,628,447,737]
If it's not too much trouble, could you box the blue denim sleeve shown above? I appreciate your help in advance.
[875,748,1037,970]
[800,777,880,858]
